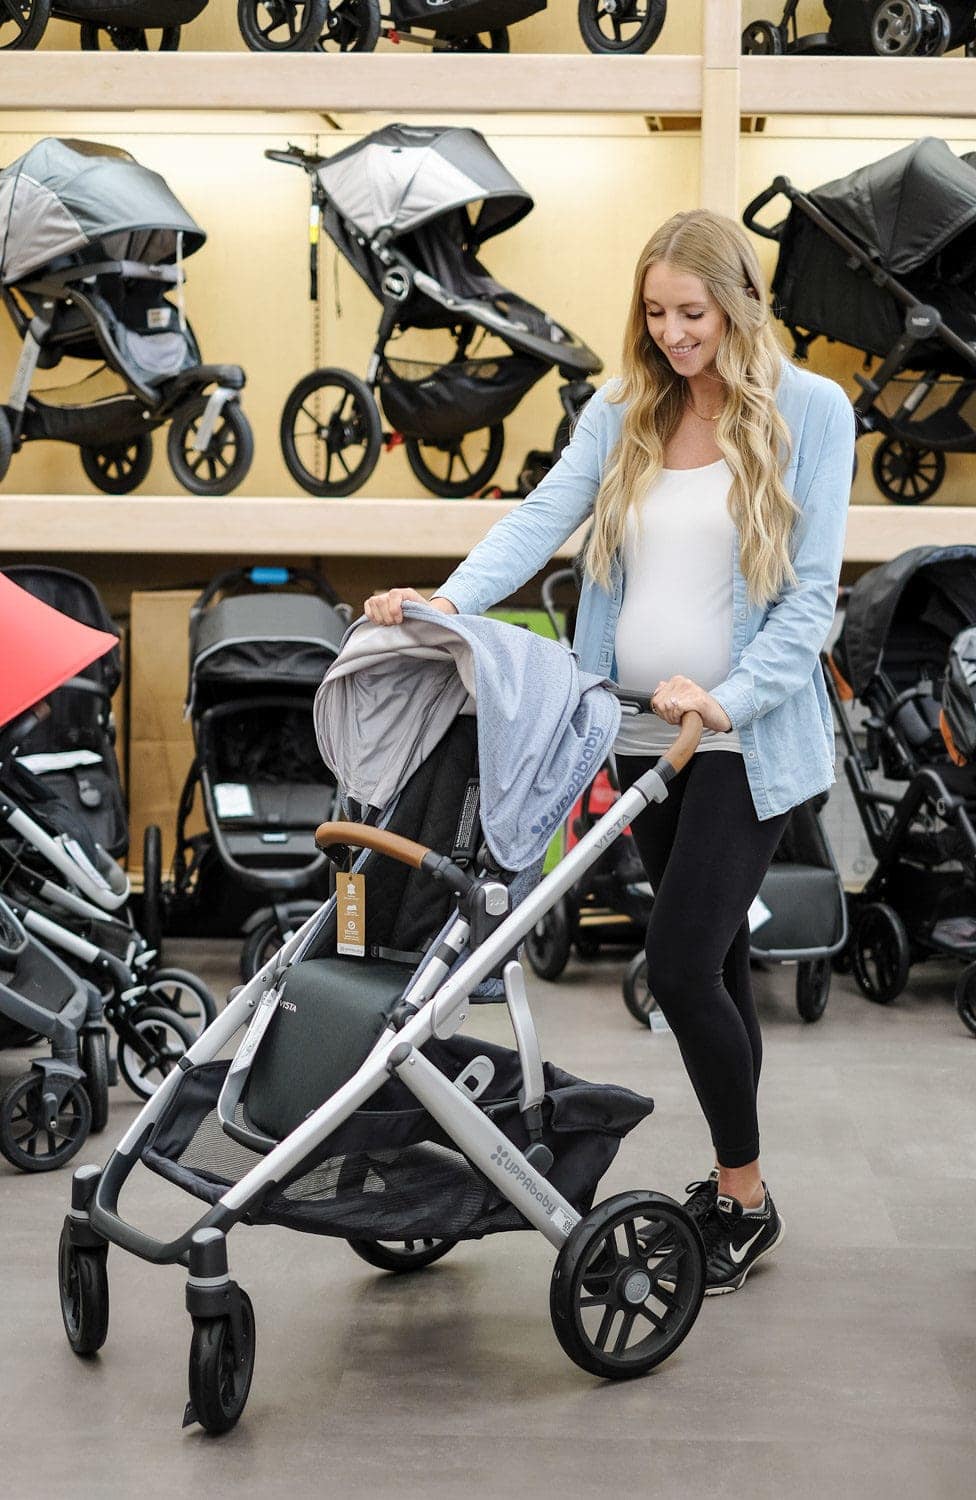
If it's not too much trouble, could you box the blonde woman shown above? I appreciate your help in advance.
[365,210,855,1295]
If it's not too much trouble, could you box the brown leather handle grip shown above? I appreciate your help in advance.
[315,820,431,870]
[659,711,704,775]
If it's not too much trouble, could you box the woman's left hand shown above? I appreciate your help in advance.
[651,675,733,733]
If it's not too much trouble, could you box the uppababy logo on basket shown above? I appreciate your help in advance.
[490,1145,557,1214]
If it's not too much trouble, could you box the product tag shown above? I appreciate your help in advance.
[747,895,772,933]
[146,306,171,329]
[337,871,366,958]
[214,783,254,819]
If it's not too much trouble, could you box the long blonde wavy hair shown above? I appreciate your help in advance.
[584,210,797,606]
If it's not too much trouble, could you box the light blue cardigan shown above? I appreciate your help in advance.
[438,358,856,821]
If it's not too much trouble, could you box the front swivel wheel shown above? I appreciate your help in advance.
[188,1289,256,1435]
[58,1222,109,1355]
[550,1191,705,1379]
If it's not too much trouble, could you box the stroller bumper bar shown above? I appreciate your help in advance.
[315,820,474,896]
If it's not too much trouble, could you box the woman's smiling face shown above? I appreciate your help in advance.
[642,260,726,379]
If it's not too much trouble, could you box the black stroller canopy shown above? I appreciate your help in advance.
[809,138,976,280]
[315,124,534,248]
[836,545,976,697]
[0,138,206,287]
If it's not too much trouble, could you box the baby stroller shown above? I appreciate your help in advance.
[0,138,253,497]
[621,795,848,1027]
[143,567,349,955]
[523,571,651,983]
[57,607,707,1432]
[743,1,976,54]
[744,137,976,504]
[0,0,205,51]
[236,0,666,55]
[269,126,602,499]
[824,545,976,1031]
[0,892,108,1173]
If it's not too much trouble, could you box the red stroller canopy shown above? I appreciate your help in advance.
[0,573,117,729]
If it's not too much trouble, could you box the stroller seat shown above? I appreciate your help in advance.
[215,780,334,830]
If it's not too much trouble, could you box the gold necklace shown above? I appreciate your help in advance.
[686,395,723,422]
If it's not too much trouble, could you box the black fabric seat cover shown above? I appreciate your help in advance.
[243,957,411,1140]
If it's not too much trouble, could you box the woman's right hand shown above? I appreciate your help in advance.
[363,587,458,626]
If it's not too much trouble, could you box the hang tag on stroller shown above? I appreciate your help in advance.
[338,872,366,958]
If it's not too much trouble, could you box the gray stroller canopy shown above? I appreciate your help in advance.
[0,138,205,287]
[809,137,976,278]
[315,603,620,872]
[315,124,533,247]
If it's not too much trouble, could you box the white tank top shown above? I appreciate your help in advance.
[613,458,742,757]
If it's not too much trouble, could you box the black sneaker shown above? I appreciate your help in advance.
[683,1171,719,1226]
[701,1189,785,1295]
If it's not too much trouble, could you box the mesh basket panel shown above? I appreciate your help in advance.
[377,353,546,442]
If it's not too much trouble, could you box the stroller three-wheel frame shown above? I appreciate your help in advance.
[744,140,976,504]
[743,1,976,56]
[269,128,602,499]
[58,715,708,1432]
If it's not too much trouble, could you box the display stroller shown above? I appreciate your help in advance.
[742,1,976,55]
[744,137,976,504]
[270,125,602,500]
[58,608,708,1433]
[824,545,976,1034]
[143,567,350,956]
[0,138,252,496]
[0,0,206,51]
[235,0,667,56]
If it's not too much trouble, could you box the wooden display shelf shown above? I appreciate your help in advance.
[1,494,972,561]
[742,55,976,119]
[0,52,703,116]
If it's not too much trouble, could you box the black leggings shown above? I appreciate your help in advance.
[617,752,789,1169]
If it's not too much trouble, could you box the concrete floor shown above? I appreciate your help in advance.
[1,940,974,1499]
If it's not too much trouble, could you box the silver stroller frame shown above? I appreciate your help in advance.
[61,715,706,1424]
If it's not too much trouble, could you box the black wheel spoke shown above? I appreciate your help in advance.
[593,1305,616,1350]
[612,1311,637,1355]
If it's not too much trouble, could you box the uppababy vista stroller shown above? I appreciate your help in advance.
[57,606,706,1432]
[270,126,602,499]
[824,545,976,1032]
[0,138,252,496]
[144,567,349,952]
[745,137,976,504]
[236,0,666,56]
[743,1,976,55]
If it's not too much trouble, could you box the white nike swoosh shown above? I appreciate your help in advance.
[729,1225,766,1264]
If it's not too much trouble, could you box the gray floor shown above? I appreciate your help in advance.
[2,941,974,1499]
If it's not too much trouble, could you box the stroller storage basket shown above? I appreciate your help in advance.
[392,0,545,37]
[377,353,547,442]
[143,1040,653,1242]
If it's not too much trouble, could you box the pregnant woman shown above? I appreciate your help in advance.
[364,208,855,1295]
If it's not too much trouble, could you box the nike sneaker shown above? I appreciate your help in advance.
[683,1170,719,1225]
[701,1188,785,1295]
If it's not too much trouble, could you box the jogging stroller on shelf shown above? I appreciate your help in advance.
[269,126,602,499]
[0,0,206,51]
[142,567,350,958]
[743,1,976,55]
[523,571,651,985]
[744,137,976,504]
[236,0,667,56]
[57,604,707,1432]
[824,545,976,1033]
[0,138,253,496]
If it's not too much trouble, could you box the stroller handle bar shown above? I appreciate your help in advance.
[315,821,474,897]
[265,146,324,174]
[741,179,791,242]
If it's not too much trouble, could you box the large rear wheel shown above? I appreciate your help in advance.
[281,369,382,496]
[871,436,945,504]
[578,0,665,54]
[116,1005,195,1100]
[404,424,504,498]
[0,0,49,49]
[238,0,327,50]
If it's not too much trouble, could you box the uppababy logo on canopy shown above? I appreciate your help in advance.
[529,727,605,839]
[490,1145,558,1214]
